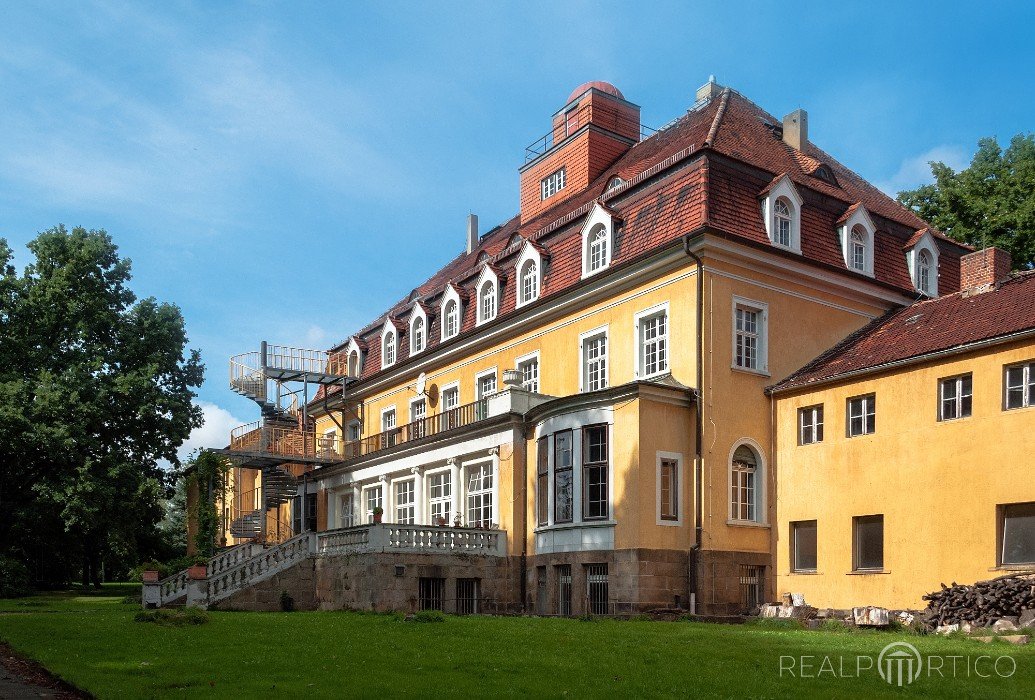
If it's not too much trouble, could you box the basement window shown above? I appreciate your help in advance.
[418,577,445,611]
[1000,502,1035,566]
[586,564,609,615]
[541,168,566,200]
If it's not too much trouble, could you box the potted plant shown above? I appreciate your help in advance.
[453,514,462,528]
[372,506,383,524]
[187,556,208,580]
[436,516,447,527]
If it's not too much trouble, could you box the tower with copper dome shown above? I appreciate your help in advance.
[518,82,640,223]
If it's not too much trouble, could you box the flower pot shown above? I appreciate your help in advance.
[142,570,160,583]
[437,517,447,527]
[373,514,383,524]
[187,564,208,580]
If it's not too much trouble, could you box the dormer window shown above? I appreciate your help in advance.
[606,176,624,191]
[760,175,802,254]
[837,204,876,277]
[541,168,566,200]
[474,266,500,326]
[382,328,397,368]
[580,203,616,279]
[344,337,365,378]
[409,304,428,355]
[918,250,933,294]
[906,230,940,297]
[347,350,360,376]
[515,241,544,308]
[440,285,463,342]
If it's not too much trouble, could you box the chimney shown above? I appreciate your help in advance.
[960,247,1012,291]
[696,75,722,103]
[466,213,479,254]
[782,109,808,150]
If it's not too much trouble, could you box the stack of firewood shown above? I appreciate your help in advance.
[923,573,1035,628]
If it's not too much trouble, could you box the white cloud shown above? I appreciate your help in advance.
[176,400,248,463]
[877,145,969,197]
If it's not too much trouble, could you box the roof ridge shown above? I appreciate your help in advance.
[704,88,731,147]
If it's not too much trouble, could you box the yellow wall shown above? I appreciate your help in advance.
[774,337,1035,610]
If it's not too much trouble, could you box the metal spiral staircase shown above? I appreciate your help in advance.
[217,342,350,543]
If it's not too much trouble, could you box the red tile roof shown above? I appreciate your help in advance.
[769,271,1035,394]
[327,86,972,388]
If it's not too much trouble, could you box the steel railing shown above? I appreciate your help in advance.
[342,399,488,462]
[229,421,345,461]
[524,102,656,162]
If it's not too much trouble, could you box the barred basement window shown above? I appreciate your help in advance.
[418,577,444,611]
[541,167,566,200]
[739,565,765,613]
[553,430,574,524]
[557,564,572,616]
[798,405,824,445]
[456,578,480,615]
[582,425,609,520]
[791,520,817,572]
[847,394,876,437]
[586,564,608,615]
[536,436,549,526]
[1004,361,1035,410]
[939,373,972,420]
[428,471,451,526]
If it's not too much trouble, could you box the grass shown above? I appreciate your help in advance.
[1,586,1033,698]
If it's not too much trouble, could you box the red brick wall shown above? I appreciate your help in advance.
[960,247,1012,288]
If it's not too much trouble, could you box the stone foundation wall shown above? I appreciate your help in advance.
[695,549,771,616]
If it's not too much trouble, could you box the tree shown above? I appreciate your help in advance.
[0,225,203,587]
[897,134,1035,269]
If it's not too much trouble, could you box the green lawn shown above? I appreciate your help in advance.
[1,586,1032,698]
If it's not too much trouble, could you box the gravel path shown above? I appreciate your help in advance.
[0,643,87,699]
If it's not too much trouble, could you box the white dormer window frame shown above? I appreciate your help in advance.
[515,242,543,309]
[580,203,616,279]
[439,285,462,342]
[345,337,365,377]
[906,232,940,297]
[837,205,876,277]
[409,304,428,355]
[475,266,499,326]
[380,319,398,369]
[760,176,803,254]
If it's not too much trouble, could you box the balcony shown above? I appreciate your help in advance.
[524,102,656,162]
[223,420,346,468]
[315,523,507,557]
[341,398,489,463]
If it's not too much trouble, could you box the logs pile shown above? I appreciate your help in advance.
[923,573,1035,628]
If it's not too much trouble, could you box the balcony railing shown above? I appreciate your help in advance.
[229,421,345,462]
[342,398,488,462]
[316,523,507,557]
[524,102,657,162]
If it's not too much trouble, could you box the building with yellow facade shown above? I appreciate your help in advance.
[769,248,1035,610]
[163,78,990,615]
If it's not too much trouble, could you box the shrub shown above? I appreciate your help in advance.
[134,606,209,626]
[0,556,32,598]
[411,609,446,623]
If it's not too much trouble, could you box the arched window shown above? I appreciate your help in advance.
[730,444,760,522]
[347,350,359,377]
[411,316,425,354]
[383,332,396,367]
[588,225,609,273]
[443,300,459,339]
[850,226,867,272]
[479,280,496,323]
[520,259,538,304]
[773,198,792,248]
[917,249,933,294]
[606,176,625,191]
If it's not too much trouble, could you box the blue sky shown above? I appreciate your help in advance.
[1,1,1032,456]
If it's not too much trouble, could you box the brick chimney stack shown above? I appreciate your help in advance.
[960,247,1012,291]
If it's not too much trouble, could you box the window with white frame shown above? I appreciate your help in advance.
[347,420,361,442]
[582,331,608,392]
[637,308,668,378]
[541,167,566,200]
[536,436,549,526]
[773,198,792,248]
[395,480,415,524]
[443,299,459,340]
[582,425,609,520]
[365,485,383,523]
[850,226,867,272]
[1004,361,1035,410]
[382,329,396,367]
[422,472,448,525]
[917,249,934,295]
[467,463,493,527]
[381,408,397,448]
[798,405,824,445]
[587,226,609,274]
[733,299,767,372]
[318,428,336,456]
[847,394,876,437]
[476,371,496,420]
[410,315,425,354]
[478,280,496,324]
[518,355,539,393]
[659,457,679,522]
[347,350,360,377]
[341,493,355,527]
[410,398,427,438]
[520,259,538,305]
[553,430,574,524]
[730,444,761,522]
[939,373,972,420]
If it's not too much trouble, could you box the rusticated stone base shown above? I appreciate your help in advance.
[693,549,772,617]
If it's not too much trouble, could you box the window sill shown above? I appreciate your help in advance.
[726,519,769,529]
[534,520,616,534]
[990,564,1035,572]
[730,365,770,378]
[637,370,672,382]
[789,570,821,575]
[846,569,891,575]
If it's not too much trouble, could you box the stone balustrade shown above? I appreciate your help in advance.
[317,523,507,557]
